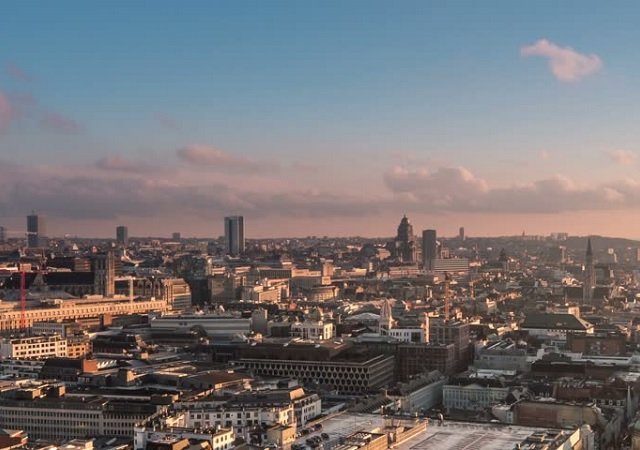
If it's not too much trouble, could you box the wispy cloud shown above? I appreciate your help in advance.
[40,112,84,133]
[4,63,31,82]
[95,156,152,173]
[0,92,14,132]
[176,144,267,172]
[521,39,602,82]
[605,149,637,165]
[153,113,181,131]
[539,150,552,161]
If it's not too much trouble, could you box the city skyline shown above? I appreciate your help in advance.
[3,2,640,238]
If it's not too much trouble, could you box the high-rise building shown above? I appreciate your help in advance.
[422,229,437,270]
[116,225,129,246]
[172,232,181,241]
[27,213,47,248]
[224,216,245,256]
[393,215,417,262]
[0,226,5,244]
[583,238,596,305]
[459,227,465,241]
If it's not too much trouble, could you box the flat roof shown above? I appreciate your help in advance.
[395,421,573,450]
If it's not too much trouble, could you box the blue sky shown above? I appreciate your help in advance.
[1,2,640,237]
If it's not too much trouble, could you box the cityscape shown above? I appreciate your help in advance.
[3,2,640,450]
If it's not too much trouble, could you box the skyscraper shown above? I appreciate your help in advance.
[224,216,245,256]
[459,227,465,241]
[0,226,5,244]
[27,213,47,248]
[422,229,437,270]
[583,238,596,305]
[116,225,129,247]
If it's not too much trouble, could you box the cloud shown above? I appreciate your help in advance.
[539,150,552,161]
[384,165,638,214]
[606,149,637,165]
[40,112,84,133]
[154,113,181,131]
[95,156,152,173]
[5,63,31,82]
[0,159,379,223]
[520,39,602,81]
[0,92,14,132]
[176,144,267,172]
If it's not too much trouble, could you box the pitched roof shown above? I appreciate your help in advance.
[522,313,592,331]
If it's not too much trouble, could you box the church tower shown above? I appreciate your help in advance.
[379,298,394,335]
[583,238,595,305]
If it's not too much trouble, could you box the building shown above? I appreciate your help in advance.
[0,296,169,332]
[443,373,509,412]
[429,319,471,371]
[459,227,465,241]
[393,216,417,263]
[521,312,594,341]
[93,252,115,297]
[26,213,47,248]
[290,320,335,341]
[116,225,129,247]
[172,232,181,241]
[474,340,529,372]
[235,341,395,394]
[387,371,447,414]
[583,238,596,305]
[0,335,68,359]
[431,258,470,275]
[224,216,245,256]
[0,226,5,244]
[422,229,437,270]
[150,313,251,339]
[134,425,235,450]
[0,384,161,440]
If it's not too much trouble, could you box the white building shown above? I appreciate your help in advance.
[150,313,251,338]
[0,335,67,359]
[290,321,335,341]
[134,425,234,450]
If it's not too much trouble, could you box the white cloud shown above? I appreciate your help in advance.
[521,39,602,82]
[606,149,637,165]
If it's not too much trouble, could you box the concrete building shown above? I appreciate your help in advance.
[422,229,437,270]
[474,340,529,372]
[26,213,47,248]
[387,371,447,414]
[134,426,234,450]
[0,384,161,440]
[149,313,251,339]
[0,297,169,332]
[0,335,67,359]
[235,341,395,394]
[224,216,245,256]
[116,225,128,247]
[291,320,335,341]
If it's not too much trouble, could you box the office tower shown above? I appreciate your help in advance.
[582,238,596,305]
[116,225,129,247]
[27,213,47,248]
[394,215,417,262]
[0,226,5,244]
[172,232,181,241]
[422,229,437,270]
[224,216,245,256]
[459,227,465,241]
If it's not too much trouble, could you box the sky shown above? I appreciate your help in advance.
[2,1,640,239]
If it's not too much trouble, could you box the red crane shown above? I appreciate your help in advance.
[20,270,26,330]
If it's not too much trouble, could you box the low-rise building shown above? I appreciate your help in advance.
[0,335,67,359]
